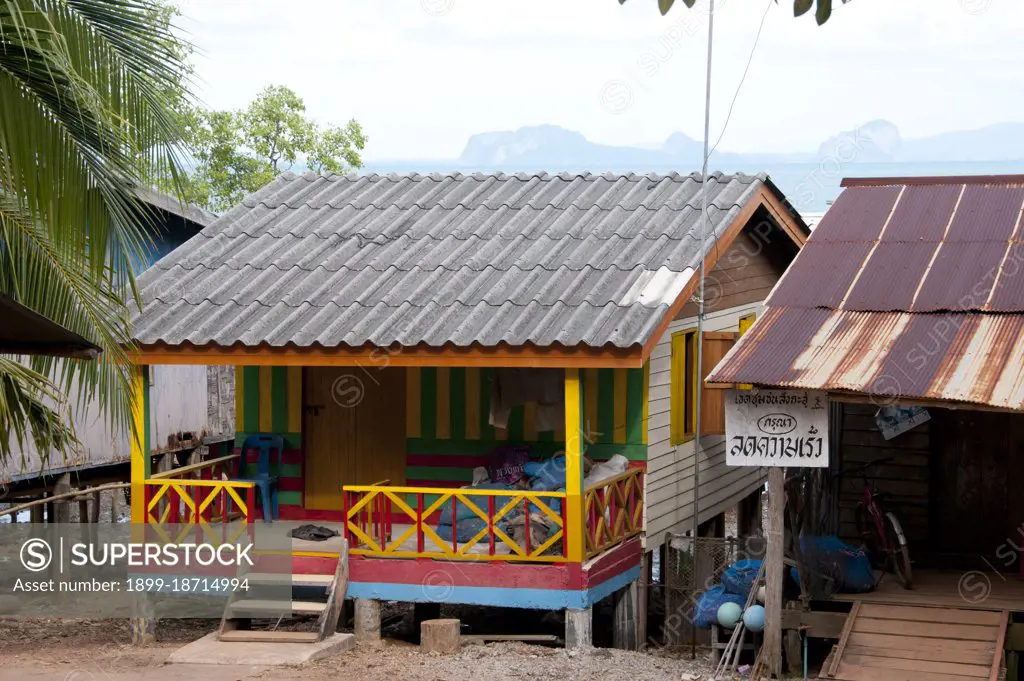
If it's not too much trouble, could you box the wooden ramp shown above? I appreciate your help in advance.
[822,602,1008,681]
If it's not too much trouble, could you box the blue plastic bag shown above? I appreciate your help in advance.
[529,454,567,491]
[437,482,512,525]
[722,559,762,599]
[791,536,875,594]
[694,585,746,629]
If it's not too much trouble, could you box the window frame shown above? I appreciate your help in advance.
[737,313,756,390]
[670,328,698,445]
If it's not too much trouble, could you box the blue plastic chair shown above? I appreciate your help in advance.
[235,433,283,523]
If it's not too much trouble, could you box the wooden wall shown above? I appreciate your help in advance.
[646,302,769,552]
[835,403,931,546]
[234,366,304,511]
[836,404,1023,573]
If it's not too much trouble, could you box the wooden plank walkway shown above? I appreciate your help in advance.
[822,603,1008,681]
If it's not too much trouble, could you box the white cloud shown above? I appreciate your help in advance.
[177,0,1024,160]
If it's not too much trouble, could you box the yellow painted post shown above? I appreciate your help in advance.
[564,368,584,562]
[130,365,149,525]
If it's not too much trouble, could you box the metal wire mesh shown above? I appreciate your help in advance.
[661,533,766,648]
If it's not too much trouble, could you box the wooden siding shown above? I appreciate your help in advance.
[646,303,768,551]
[835,404,931,547]
[675,223,793,320]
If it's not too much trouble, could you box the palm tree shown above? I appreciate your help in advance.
[0,0,188,465]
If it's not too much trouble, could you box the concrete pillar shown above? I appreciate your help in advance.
[565,607,592,650]
[613,582,638,650]
[129,591,156,646]
[355,598,381,645]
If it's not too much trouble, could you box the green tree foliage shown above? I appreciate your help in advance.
[183,86,367,213]
[0,0,189,464]
[625,0,852,25]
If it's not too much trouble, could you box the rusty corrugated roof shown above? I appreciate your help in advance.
[708,175,1024,410]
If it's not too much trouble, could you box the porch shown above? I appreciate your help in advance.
[132,364,648,612]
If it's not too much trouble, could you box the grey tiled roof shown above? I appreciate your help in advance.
[131,171,776,349]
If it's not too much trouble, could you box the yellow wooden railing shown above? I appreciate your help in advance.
[142,477,255,546]
[342,484,569,563]
[583,467,644,559]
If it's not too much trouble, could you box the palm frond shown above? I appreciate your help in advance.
[0,0,190,465]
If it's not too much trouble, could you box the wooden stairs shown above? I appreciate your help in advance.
[821,602,1009,681]
[218,545,348,644]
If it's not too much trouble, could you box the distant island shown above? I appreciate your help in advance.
[364,121,1024,212]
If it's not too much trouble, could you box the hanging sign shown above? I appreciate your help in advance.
[725,389,829,467]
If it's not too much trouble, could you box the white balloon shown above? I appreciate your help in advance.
[756,585,766,603]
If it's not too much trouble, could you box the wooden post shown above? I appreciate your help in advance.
[420,619,461,654]
[764,467,785,677]
[53,474,71,523]
[564,369,584,562]
[110,488,120,523]
[637,550,650,649]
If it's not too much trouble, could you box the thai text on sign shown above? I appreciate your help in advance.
[725,389,829,467]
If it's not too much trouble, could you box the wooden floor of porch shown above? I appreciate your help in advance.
[829,569,1024,612]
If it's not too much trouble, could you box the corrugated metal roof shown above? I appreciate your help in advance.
[709,175,1024,410]
[131,171,787,350]
[710,307,1024,410]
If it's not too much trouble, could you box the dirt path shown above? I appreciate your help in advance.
[0,619,721,681]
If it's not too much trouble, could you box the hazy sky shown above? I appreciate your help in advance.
[178,0,1024,161]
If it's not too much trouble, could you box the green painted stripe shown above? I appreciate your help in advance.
[507,405,524,441]
[235,432,301,450]
[405,493,443,508]
[586,443,648,461]
[538,429,555,442]
[277,491,302,507]
[280,463,301,478]
[406,439,566,456]
[407,466,475,482]
[450,367,466,440]
[597,368,615,445]
[270,366,288,433]
[420,368,436,440]
[242,366,260,432]
[626,367,644,445]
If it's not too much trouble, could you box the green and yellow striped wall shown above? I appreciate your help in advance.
[405,366,649,490]
[234,366,304,507]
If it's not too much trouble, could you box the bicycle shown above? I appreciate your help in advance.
[835,457,913,589]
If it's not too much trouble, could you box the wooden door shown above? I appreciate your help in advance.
[303,367,407,511]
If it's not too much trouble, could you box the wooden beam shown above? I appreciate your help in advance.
[781,609,848,640]
[131,342,643,369]
[764,467,785,678]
